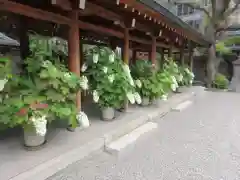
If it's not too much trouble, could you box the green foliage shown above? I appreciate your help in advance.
[131,60,153,78]
[0,36,82,129]
[131,60,158,99]
[178,66,194,86]
[83,46,134,108]
[163,57,179,78]
[216,41,231,54]
[0,56,12,80]
[224,36,240,46]
[213,73,229,89]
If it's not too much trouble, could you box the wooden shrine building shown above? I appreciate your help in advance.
[0,0,210,110]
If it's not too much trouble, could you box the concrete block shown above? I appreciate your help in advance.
[105,122,158,157]
[172,100,193,112]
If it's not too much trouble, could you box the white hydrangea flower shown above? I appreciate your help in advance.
[109,53,115,62]
[76,111,89,128]
[0,79,8,91]
[64,72,71,79]
[102,66,108,73]
[127,92,135,104]
[115,47,121,56]
[129,77,135,86]
[108,74,115,83]
[80,76,89,90]
[171,76,177,84]
[190,72,195,78]
[122,64,131,74]
[81,63,88,72]
[122,64,135,86]
[161,94,168,101]
[185,68,190,74]
[31,116,47,136]
[177,74,183,82]
[93,53,99,63]
[190,80,193,84]
[93,90,99,103]
[134,92,142,104]
[135,79,142,88]
[171,83,177,91]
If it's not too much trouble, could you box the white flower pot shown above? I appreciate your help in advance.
[23,125,46,148]
[141,97,150,106]
[101,107,115,121]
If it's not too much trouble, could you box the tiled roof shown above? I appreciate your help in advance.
[139,0,210,45]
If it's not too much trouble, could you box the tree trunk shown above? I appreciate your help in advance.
[206,44,217,87]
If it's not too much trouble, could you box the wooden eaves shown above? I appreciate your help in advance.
[0,0,209,51]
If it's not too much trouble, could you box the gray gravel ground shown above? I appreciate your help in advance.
[48,91,240,180]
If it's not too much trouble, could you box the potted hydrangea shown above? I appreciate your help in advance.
[0,75,50,148]
[82,46,141,120]
[131,60,160,106]
[0,37,90,149]
[17,102,49,148]
[162,58,181,93]
[153,71,173,106]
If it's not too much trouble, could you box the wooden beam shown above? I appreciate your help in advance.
[0,0,71,25]
[130,36,171,48]
[0,1,175,49]
[0,0,124,38]
[51,0,72,10]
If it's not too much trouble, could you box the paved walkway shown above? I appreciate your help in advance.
[48,91,240,180]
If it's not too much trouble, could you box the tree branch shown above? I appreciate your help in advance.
[224,1,240,18]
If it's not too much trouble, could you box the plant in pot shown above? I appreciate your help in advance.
[131,60,155,106]
[26,36,89,130]
[178,66,195,89]
[82,46,141,120]
[162,58,180,93]
[153,70,174,105]
[0,75,50,148]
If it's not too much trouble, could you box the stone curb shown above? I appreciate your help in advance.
[11,89,198,180]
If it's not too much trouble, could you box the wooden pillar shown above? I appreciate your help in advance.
[132,49,137,65]
[189,51,193,71]
[18,16,30,73]
[180,46,184,66]
[150,36,157,67]
[168,47,173,58]
[123,28,130,110]
[160,48,165,69]
[188,42,193,71]
[109,39,117,51]
[148,51,151,61]
[68,10,81,110]
[123,28,130,64]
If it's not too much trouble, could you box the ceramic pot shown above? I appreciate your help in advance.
[141,97,150,106]
[101,107,115,121]
[23,125,46,148]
